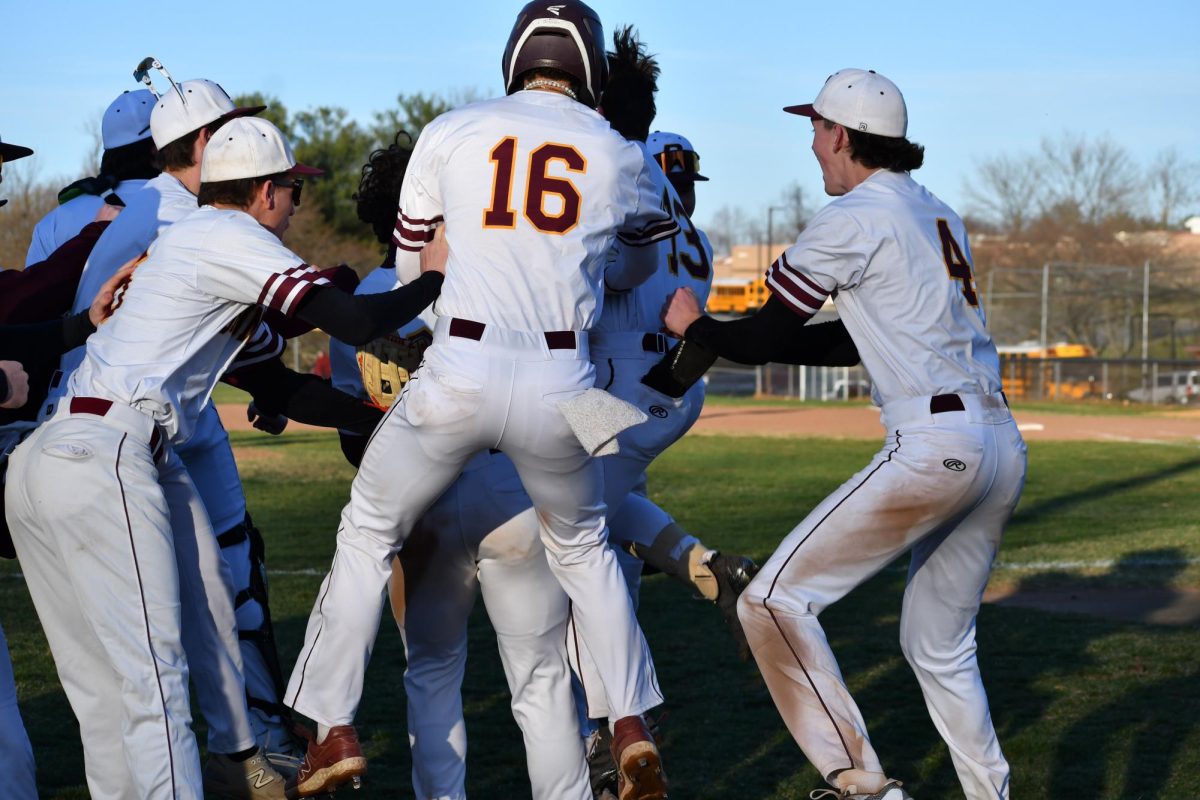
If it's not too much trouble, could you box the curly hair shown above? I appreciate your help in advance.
[600,25,660,141]
[824,120,925,173]
[354,131,415,244]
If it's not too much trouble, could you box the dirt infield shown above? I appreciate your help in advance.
[690,403,1200,443]
[218,401,1200,443]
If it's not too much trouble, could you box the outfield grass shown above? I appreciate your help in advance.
[2,432,1198,798]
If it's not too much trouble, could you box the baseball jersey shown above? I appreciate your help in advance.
[766,170,1001,406]
[69,205,329,444]
[392,91,678,332]
[596,146,713,340]
[25,178,150,267]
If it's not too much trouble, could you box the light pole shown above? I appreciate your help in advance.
[766,205,788,270]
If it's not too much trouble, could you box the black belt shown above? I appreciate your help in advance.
[69,396,165,462]
[929,393,1009,414]
[448,317,578,350]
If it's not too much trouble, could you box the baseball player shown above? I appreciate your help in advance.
[25,89,158,265]
[572,37,762,789]
[6,116,442,800]
[284,3,678,798]
[46,63,308,795]
[328,135,593,800]
[663,69,1026,800]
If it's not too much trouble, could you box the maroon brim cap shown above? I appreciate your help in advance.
[216,104,268,127]
[289,162,324,177]
[783,103,820,119]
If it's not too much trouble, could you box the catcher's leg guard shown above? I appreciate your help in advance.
[217,513,297,756]
[625,523,715,597]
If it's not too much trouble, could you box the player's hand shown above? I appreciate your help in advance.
[0,361,30,409]
[89,257,139,327]
[420,226,448,276]
[663,287,703,338]
[247,401,288,435]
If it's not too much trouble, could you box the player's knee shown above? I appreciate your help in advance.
[736,581,767,627]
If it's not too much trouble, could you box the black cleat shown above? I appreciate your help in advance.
[707,552,759,659]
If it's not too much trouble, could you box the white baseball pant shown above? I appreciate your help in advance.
[0,620,37,800]
[737,393,1025,800]
[396,451,589,800]
[286,318,661,729]
[570,345,704,719]
[7,400,204,799]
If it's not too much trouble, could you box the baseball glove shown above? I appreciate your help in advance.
[356,329,430,410]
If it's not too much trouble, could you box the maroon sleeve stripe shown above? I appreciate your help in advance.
[765,276,819,320]
[768,265,825,311]
[398,210,444,227]
[394,225,434,244]
[776,252,828,297]
[257,265,330,315]
[396,241,424,253]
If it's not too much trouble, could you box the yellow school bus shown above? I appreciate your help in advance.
[706,278,769,315]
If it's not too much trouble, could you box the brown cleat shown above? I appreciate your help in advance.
[289,725,367,797]
[610,716,668,800]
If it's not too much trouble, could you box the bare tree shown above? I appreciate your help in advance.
[0,165,58,268]
[770,181,810,243]
[1037,133,1140,227]
[1146,147,1200,228]
[964,153,1041,235]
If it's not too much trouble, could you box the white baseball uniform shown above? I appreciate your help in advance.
[286,90,677,733]
[571,154,716,718]
[51,169,276,756]
[25,178,150,267]
[329,267,588,799]
[6,204,330,799]
[742,169,1026,799]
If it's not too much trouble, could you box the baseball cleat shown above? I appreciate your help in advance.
[288,725,367,797]
[809,779,913,800]
[610,715,668,800]
[707,551,760,659]
[202,749,287,799]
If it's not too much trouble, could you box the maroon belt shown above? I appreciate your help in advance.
[69,396,165,462]
[448,317,578,350]
[929,393,1009,414]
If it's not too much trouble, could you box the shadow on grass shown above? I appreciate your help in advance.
[1011,458,1200,524]
[10,549,1200,799]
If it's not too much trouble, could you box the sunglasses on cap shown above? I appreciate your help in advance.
[655,144,701,176]
[272,177,304,206]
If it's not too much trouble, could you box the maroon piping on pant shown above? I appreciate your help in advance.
[761,433,905,769]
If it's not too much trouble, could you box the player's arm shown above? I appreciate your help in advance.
[609,151,681,291]
[222,356,384,436]
[673,295,858,367]
[0,220,112,324]
[294,272,442,346]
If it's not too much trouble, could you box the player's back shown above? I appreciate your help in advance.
[400,91,655,332]
[821,171,1001,402]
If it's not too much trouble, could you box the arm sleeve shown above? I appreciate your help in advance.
[0,221,110,324]
[0,312,96,364]
[293,273,444,346]
[223,356,384,436]
[683,295,851,365]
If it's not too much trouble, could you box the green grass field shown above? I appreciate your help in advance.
[2,429,1198,799]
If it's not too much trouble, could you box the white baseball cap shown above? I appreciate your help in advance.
[150,78,266,149]
[201,117,321,183]
[785,68,907,139]
[102,90,156,149]
[646,130,708,181]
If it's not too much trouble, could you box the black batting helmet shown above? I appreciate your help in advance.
[501,0,608,107]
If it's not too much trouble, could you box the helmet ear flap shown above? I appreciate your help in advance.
[501,0,607,107]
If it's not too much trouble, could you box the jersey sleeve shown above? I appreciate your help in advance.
[616,148,679,248]
[766,206,868,316]
[195,219,330,317]
[392,125,446,285]
[228,321,286,370]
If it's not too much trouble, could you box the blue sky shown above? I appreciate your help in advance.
[3,0,1198,233]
